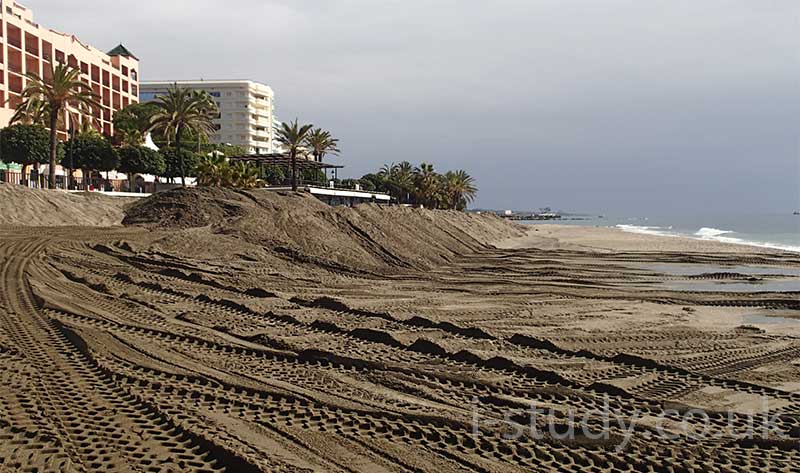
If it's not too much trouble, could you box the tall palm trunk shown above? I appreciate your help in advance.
[176,124,186,187]
[48,105,60,189]
[291,150,298,191]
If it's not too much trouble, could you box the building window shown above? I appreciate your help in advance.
[80,62,88,75]
[24,32,38,56]
[25,54,39,76]
[55,49,65,64]
[209,91,221,97]
[7,49,22,74]
[41,41,52,61]
[131,70,137,81]
[7,24,21,49]
[139,91,157,102]
[9,75,22,93]
[131,84,138,96]
[122,65,128,76]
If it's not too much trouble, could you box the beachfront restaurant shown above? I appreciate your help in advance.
[228,154,390,206]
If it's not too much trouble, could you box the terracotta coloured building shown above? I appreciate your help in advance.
[0,1,139,138]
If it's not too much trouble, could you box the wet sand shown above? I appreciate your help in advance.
[496,224,779,253]
[1,187,799,472]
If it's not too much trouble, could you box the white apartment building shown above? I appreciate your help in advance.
[140,80,275,154]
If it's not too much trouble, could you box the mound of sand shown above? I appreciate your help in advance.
[0,182,130,227]
[123,187,523,271]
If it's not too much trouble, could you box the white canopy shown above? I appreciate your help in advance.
[133,173,156,183]
[38,164,66,176]
[105,170,128,180]
[144,133,160,151]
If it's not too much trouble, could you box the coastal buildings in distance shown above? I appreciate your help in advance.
[0,1,140,136]
[140,80,276,154]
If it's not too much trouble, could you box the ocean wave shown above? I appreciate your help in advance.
[615,225,800,253]
[694,232,800,253]
[695,227,733,238]
[614,225,680,238]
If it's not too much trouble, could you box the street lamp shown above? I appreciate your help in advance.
[67,126,75,190]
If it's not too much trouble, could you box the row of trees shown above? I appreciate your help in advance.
[355,162,477,210]
[272,120,340,191]
[0,122,185,189]
[4,63,226,189]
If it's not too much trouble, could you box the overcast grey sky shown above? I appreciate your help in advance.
[29,0,799,213]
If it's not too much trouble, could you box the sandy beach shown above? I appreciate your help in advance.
[496,223,781,253]
[1,186,799,472]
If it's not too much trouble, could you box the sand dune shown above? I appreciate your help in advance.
[124,186,524,271]
[0,182,131,226]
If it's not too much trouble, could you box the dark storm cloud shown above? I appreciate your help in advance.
[27,0,799,213]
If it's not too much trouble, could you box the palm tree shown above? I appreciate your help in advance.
[229,161,259,188]
[195,155,260,189]
[195,154,228,187]
[378,161,416,204]
[414,162,441,208]
[17,63,100,189]
[191,90,217,152]
[443,170,477,210]
[276,119,314,191]
[119,129,144,147]
[149,85,217,186]
[305,128,340,163]
[9,96,50,126]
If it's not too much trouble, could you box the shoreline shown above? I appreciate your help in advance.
[496,223,797,255]
[613,223,800,254]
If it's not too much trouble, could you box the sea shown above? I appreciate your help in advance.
[519,214,800,253]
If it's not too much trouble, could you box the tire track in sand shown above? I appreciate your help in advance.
[0,235,253,472]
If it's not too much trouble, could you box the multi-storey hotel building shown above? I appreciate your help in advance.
[0,1,139,137]
[140,80,276,154]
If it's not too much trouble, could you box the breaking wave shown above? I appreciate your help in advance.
[616,224,800,253]
[615,225,677,238]
[695,227,733,238]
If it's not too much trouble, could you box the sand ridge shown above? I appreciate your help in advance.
[0,182,132,227]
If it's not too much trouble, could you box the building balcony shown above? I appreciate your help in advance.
[248,117,271,126]
[248,105,271,114]
[249,100,270,109]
